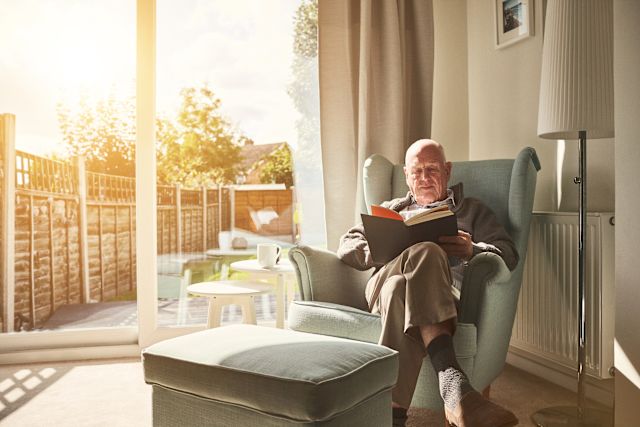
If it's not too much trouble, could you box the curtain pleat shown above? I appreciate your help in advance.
[319,0,434,249]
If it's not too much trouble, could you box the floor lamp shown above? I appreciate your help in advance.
[533,1,614,426]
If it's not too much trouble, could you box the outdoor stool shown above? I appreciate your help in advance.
[142,325,398,427]
[187,281,272,328]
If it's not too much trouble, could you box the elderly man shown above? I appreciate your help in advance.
[337,140,519,427]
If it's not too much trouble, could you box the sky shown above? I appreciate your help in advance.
[0,0,300,156]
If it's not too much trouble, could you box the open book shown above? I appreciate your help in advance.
[361,205,458,264]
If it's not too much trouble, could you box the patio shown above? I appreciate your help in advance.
[40,294,283,330]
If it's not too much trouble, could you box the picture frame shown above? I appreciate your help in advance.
[495,0,534,49]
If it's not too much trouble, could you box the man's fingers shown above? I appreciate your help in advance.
[439,230,473,260]
[458,230,472,239]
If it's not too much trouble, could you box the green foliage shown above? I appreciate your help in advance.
[288,0,321,182]
[259,145,294,188]
[57,94,136,176]
[156,86,243,186]
[58,85,245,185]
[293,0,318,58]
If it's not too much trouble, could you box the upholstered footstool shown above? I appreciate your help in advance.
[142,325,398,427]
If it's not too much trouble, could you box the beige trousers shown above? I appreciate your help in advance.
[366,242,457,408]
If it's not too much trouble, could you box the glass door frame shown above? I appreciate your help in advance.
[0,4,142,365]
[136,0,203,349]
[0,0,160,364]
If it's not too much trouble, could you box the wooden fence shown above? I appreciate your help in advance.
[0,114,296,332]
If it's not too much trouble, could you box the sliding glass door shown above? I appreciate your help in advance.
[139,0,324,346]
[0,0,139,361]
[0,0,325,356]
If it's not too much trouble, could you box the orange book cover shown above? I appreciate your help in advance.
[370,205,403,221]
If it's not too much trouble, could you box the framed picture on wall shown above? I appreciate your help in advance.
[495,0,534,49]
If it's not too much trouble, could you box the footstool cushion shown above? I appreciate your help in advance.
[142,325,398,426]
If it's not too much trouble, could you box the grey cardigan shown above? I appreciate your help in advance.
[337,183,519,286]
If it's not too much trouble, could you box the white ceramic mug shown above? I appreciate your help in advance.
[257,243,281,268]
[218,231,232,250]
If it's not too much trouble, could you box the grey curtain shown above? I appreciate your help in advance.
[319,0,435,250]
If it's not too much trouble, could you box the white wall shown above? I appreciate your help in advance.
[441,2,638,423]
[460,1,639,423]
[465,0,615,212]
[431,0,469,162]
[613,0,640,424]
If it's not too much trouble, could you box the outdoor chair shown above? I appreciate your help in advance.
[287,147,540,410]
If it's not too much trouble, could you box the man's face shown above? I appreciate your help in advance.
[404,145,451,206]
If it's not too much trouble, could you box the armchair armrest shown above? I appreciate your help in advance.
[288,245,373,311]
[458,252,512,325]
[458,252,528,389]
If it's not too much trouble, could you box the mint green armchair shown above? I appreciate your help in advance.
[287,147,540,410]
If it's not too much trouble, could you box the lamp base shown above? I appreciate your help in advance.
[531,406,613,427]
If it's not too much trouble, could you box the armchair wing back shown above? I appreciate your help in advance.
[363,147,540,262]
[288,147,540,410]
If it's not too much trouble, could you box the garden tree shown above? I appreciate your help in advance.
[259,145,294,188]
[57,94,136,176]
[288,0,320,179]
[292,0,318,58]
[288,0,325,243]
[156,86,244,186]
[58,85,245,185]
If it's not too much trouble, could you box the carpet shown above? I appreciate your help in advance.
[0,359,609,426]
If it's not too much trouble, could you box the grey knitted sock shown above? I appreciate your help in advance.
[438,367,473,410]
[427,334,474,410]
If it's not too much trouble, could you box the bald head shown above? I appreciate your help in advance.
[405,139,447,165]
[403,139,452,206]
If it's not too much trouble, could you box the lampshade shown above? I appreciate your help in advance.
[537,0,614,140]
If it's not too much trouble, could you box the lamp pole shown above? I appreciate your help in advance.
[533,1,615,424]
[577,130,587,419]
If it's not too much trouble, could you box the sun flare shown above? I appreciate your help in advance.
[20,1,136,103]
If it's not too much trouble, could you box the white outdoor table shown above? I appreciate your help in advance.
[187,281,271,328]
[205,248,256,279]
[230,259,296,329]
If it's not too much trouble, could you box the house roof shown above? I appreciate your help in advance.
[239,141,287,173]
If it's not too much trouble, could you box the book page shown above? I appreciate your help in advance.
[404,209,454,226]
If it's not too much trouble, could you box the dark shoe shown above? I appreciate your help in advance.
[444,390,518,427]
[392,407,408,427]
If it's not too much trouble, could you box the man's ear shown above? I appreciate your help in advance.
[445,161,452,180]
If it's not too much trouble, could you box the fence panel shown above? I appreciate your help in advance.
[86,172,136,302]
[180,188,203,253]
[157,185,177,255]
[3,149,292,331]
[234,188,294,240]
[15,150,76,195]
[13,152,81,329]
[9,152,81,329]
[206,187,225,249]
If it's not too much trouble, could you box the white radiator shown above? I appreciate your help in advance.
[511,212,615,379]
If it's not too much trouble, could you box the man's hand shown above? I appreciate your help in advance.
[438,230,473,260]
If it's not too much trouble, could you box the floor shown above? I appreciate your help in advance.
[41,294,280,329]
[0,357,611,427]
